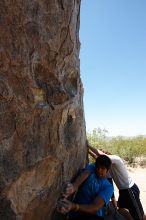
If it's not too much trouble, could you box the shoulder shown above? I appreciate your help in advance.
[108,155,123,164]
[85,163,95,172]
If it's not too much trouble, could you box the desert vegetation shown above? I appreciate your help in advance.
[87,128,146,166]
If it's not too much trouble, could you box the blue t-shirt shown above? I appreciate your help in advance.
[70,163,113,218]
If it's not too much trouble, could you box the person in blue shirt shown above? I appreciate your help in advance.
[56,155,114,220]
[88,145,146,220]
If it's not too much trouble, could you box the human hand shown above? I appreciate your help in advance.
[97,149,104,155]
[61,182,76,198]
[56,198,73,214]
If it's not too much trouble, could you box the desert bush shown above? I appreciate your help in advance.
[87,128,146,165]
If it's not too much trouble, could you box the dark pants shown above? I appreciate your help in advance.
[118,184,144,220]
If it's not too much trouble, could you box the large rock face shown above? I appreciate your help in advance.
[0,0,87,219]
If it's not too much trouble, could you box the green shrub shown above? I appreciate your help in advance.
[87,128,146,165]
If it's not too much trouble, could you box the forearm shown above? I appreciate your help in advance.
[72,170,90,190]
[57,197,105,215]
[88,145,99,155]
[88,145,102,157]
[73,197,104,215]
[88,150,97,159]
[61,170,90,198]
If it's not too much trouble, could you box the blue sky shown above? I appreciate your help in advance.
[80,0,146,136]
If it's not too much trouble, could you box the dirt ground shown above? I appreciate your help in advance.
[114,166,146,213]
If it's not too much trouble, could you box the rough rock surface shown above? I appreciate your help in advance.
[0,0,87,219]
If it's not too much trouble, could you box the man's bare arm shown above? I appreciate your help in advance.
[88,149,97,159]
[62,169,90,198]
[57,196,105,215]
[77,196,104,214]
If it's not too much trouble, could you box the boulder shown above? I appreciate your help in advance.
[0,0,86,219]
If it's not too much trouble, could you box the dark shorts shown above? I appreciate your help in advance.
[118,183,144,220]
